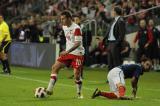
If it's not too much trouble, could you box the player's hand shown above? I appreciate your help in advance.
[60,51,69,56]
[144,43,149,48]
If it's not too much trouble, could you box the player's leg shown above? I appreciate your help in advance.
[1,53,10,73]
[0,53,6,73]
[0,41,11,74]
[74,67,83,98]
[0,52,6,73]
[92,76,119,99]
[81,67,83,78]
[104,68,120,99]
[92,86,130,100]
[73,56,84,98]
[92,88,118,99]
[116,69,126,97]
[68,67,83,79]
[116,83,126,97]
[92,68,125,99]
[46,61,65,94]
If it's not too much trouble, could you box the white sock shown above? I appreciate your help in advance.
[47,74,57,92]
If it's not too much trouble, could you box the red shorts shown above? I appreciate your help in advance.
[57,54,84,69]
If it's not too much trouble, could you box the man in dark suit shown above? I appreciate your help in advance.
[101,6,126,71]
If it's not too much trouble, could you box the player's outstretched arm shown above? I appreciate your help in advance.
[131,76,138,98]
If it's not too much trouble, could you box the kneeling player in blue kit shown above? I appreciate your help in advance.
[92,57,152,100]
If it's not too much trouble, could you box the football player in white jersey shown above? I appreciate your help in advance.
[46,11,84,99]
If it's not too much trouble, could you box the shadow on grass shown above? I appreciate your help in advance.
[19,96,80,103]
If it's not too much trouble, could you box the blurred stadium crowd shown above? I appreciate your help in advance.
[0,0,160,69]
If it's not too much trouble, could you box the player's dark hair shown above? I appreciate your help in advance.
[140,56,151,62]
[141,56,152,71]
[114,6,123,15]
[61,11,72,19]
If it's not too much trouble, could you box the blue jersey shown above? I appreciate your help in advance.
[118,64,143,79]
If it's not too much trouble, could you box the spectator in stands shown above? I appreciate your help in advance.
[121,38,131,59]
[148,0,156,18]
[139,0,149,9]
[133,19,153,62]
[55,25,66,52]
[41,16,57,43]
[89,37,108,68]
[126,1,137,25]
[10,22,19,41]
[148,19,160,70]
[0,15,11,74]
[17,20,29,42]
[28,19,39,42]
[155,0,160,17]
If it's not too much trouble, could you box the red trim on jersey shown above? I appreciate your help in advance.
[74,28,82,36]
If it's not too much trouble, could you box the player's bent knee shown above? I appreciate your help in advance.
[74,71,81,80]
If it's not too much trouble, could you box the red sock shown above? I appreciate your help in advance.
[100,92,118,99]
[118,86,126,97]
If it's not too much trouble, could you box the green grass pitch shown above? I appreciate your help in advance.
[0,66,160,106]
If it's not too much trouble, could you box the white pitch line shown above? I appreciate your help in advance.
[152,99,160,102]
[1,74,159,93]
[86,80,104,83]
[0,74,95,91]
[145,89,160,92]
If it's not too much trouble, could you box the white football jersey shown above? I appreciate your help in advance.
[62,22,84,55]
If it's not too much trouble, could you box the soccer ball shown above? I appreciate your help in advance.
[34,87,47,98]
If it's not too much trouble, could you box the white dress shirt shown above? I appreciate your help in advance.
[108,16,120,41]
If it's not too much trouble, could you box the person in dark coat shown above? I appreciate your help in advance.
[101,6,126,70]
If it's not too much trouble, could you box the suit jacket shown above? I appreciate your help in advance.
[100,12,126,44]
